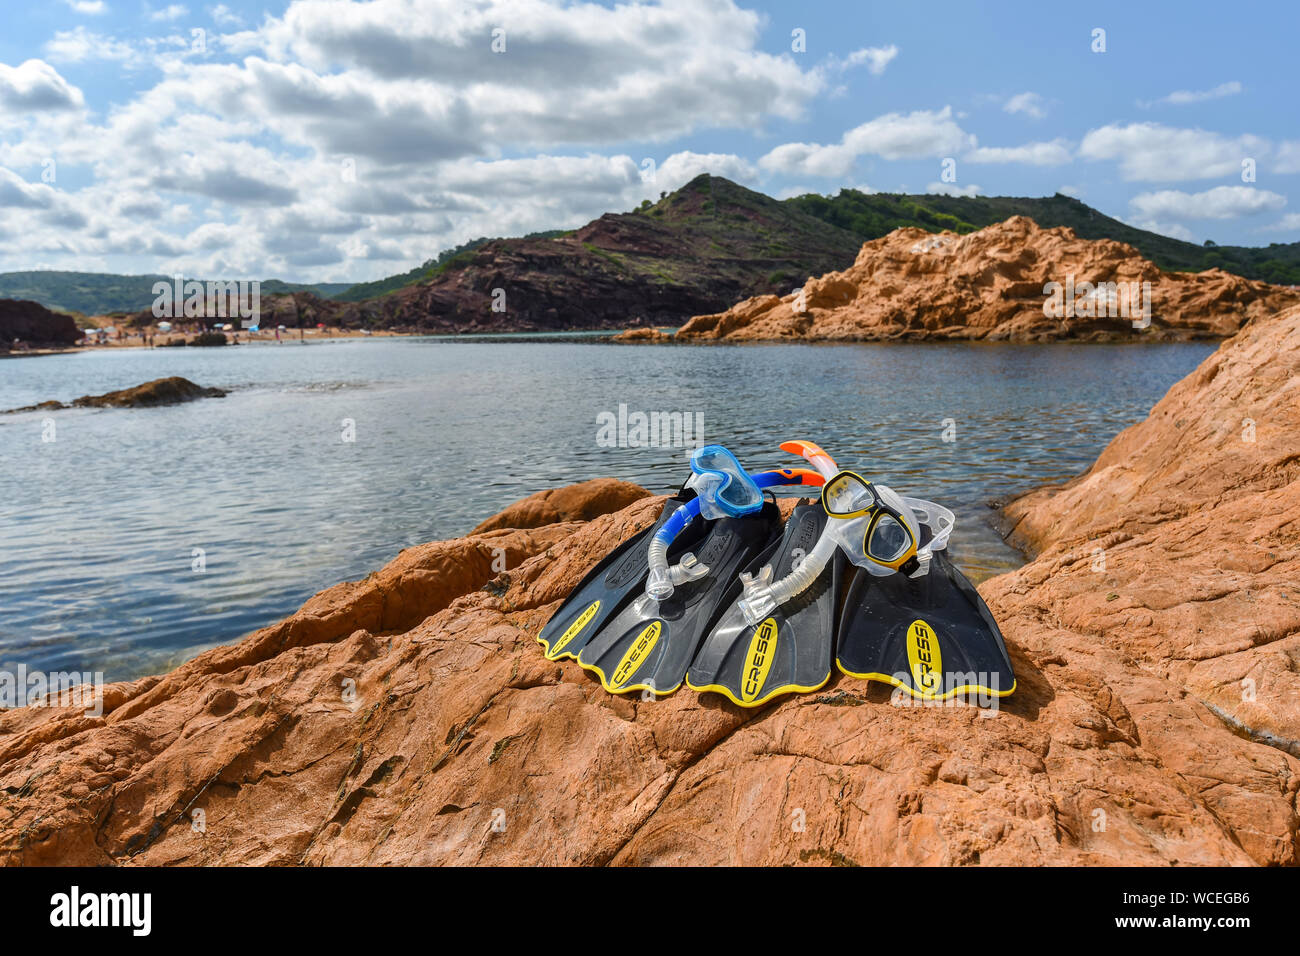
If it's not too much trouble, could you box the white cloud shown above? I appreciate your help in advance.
[44,27,136,63]
[1275,141,1300,174]
[0,60,85,113]
[63,0,107,14]
[0,167,58,208]
[1139,81,1242,108]
[653,151,757,191]
[839,45,898,76]
[759,107,975,177]
[1003,92,1046,119]
[149,4,189,21]
[252,0,823,143]
[1057,184,1084,199]
[207,4,242,26]
[1262,212,1300,232]
[1130,186,1286,221]
[966,139,1071,166]
[1125,218,1196,241]
[926,182,981,198]
[1079,122,1267,181]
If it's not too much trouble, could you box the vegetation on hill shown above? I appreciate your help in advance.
[788,190,1300,284]
[329,233,571,302]
[0,271,352,316]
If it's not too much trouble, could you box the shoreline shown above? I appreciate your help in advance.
[3,325,1238,358]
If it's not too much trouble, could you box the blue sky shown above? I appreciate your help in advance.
[0,0,1297,282]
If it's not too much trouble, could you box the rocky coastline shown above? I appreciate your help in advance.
[1,305,1297,865]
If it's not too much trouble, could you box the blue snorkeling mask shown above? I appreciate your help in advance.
[685,445,764,520]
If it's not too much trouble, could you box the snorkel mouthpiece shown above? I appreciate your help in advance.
[737,534,840,626]
[645,550,707,601]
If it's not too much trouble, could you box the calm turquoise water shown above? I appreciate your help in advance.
[0,337,1214,680]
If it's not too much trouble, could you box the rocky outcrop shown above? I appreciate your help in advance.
[0,298,80,348]
[5,377,226,414]
[611,327,675,343]
[986,302,1300,821]
[74,377,226,408]
[2,307,1298,866]
[673,218,1300,343]
[471,479,649,533]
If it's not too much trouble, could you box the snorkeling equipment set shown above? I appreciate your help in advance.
[537,441,1015,706]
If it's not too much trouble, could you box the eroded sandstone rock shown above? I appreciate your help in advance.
[672,218,1300,343]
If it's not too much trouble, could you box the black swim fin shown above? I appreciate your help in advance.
[687,502,844,707]
[537,490,706,662]
[836,537,1015,701]
[576,500,781,696]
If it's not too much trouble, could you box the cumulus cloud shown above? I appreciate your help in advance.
[760,107,975,177]
[249,0,823,146]
[0,60,85,112]
[1129,185,1286,221]
[653,151,757,191]
[64,0,107,13]
[965,139,1071,166]
[1003,92,1046,119]
[1079,122,1268,181]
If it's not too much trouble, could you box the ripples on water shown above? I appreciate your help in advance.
[0,337,1214,680]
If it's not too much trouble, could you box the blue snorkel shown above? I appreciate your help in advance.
[644,445,825,602]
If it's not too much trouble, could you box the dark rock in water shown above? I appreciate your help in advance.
[0,298,80,348]
[5,377,225,413]
[72,377,227,408]
[188,331,228,347]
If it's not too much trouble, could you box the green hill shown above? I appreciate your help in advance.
[0,271,353,316]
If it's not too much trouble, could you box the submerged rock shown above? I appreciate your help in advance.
[71,376,227,408]
[1,309,1298,865]
[5,377,226,413]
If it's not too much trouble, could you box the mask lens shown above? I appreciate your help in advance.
[866,515,911,562]
[822,472,876,517]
